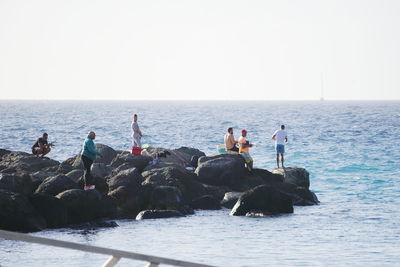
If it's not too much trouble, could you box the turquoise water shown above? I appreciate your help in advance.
[0,101,399,266]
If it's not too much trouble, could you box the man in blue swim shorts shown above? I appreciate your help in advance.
[272,125,288,168]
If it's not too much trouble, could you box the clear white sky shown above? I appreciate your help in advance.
[0,0,399,100]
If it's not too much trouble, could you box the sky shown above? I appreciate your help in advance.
[0,0,399,100]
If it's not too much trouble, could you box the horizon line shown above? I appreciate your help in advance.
[0,98,399,102]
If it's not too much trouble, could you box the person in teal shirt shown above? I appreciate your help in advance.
[81,131,101,190]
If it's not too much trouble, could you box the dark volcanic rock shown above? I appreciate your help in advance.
[56,189,117,224]
[107,167,146,218]
[0,189,46,232]
[0,152,59,172]
[195,154,247,189]
[31,170,56,190]
[142,166,206,203]
[273,182,319,206]
[110,152,153,172]
[65,169,84,182]
[0,173,33,195]
[230,185,293,216]
[190,195,221,210]
[35,174,79,196]
[142,146,205,171]
[272,167,310,189]
[91,163,112,178]
[146,186,193,214]
[136,210,184,220]
[29,193,68,228]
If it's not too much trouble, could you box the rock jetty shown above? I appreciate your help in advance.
[0,145,319,232]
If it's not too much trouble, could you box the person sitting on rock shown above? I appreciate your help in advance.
[238,129,254,171]
[224,127,239,152]
[81,131,102,190]
[31,133,53,157]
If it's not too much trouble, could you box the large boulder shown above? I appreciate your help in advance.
[56,189,117,224]
[273,182,319,206]
[29,193,68,228]
[190,195,221,210]
[65,169,84,182]
[0,149,12,158]
[91,163,112,178]
[142,147,205,171]
[107,168,143,191]
[272,167,310,189]
[107,167,147,218]
[195,154,247,189]
[0,173,33,195]
[35,174,79,196]
[0,152,60,173]
[110,152,153,172]
[142,166,206,203]
[136,210,184,220]
[146,186,193,214]
[230,185,293,216]
[31,170,56,190]
[0,189,46,232]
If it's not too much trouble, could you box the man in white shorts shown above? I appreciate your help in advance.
[131,114,143,147]
[272,125,288,168]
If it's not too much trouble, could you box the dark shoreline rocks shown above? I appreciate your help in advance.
[0,145,319,232]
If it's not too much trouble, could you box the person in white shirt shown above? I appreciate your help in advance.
[272,125,288,168]
[131,114,143,147]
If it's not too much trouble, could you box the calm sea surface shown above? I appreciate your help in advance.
[0,101,399,266]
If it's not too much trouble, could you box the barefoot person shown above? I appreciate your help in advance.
[224,127,239,152]
[31,133,53,157]
[272,125,288,168]
[238,129,254,171]
[81,131,101,190]
[131,114,143,147]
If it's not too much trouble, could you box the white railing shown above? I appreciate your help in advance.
[0,229,216,267]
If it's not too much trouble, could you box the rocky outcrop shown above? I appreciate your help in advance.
[110,152,153,172]
[142,166,206,203]
[0,152,60,173]
[107,167,147,218]
[230,185,294,216]
[35,174,79,196]
[29,193,68,228]
[272,167,310,189]
[0,173,33,195]
[136,210,184,220]
[56,189,117,224]
[146,186,193,214]
[0,189,46,232]
[195,154,247,188]
[0,145,319,232]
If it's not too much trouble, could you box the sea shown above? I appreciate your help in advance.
[0,100,399,267]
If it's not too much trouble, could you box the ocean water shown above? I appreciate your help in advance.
[0,100,399,267]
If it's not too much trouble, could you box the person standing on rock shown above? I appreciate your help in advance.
[238,129,254,171]
[131,114,143,147]
[224,127,239,152]
[272,125,288,168]
[81,131,101,190]
[31,133,53,157]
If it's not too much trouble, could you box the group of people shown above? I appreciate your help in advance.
[31,115,144,191]
[224,125,288,171]
[31,115,288,190]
